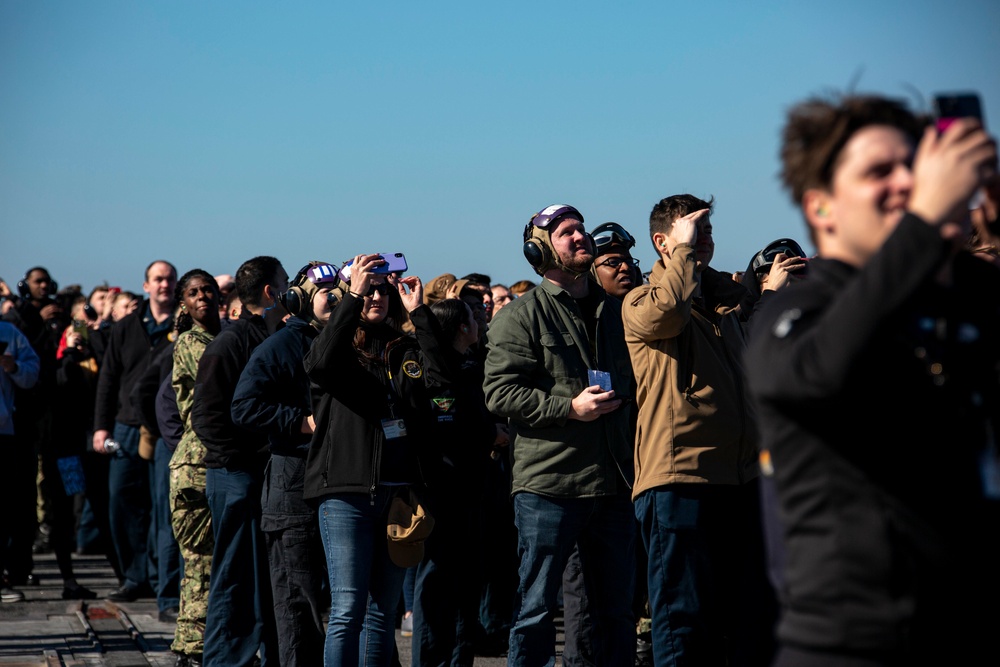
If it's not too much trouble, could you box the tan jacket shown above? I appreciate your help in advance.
[621,246,759,499]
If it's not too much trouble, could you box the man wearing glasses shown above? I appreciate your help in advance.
[483,204,636,666]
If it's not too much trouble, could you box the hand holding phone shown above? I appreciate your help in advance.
[934,92,984,134]
[339,253,408,282]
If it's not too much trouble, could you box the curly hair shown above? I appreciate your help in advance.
[173,269,219,335]
[779,94,927,207]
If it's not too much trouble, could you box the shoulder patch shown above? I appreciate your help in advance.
[402,359,423,379]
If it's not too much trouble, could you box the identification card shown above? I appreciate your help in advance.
[381,418,408,440]
[587,369,612,392]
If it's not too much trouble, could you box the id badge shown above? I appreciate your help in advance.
[587,369,612,392]
[381,418,408,440]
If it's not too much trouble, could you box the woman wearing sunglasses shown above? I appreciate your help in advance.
[302,253,432,666]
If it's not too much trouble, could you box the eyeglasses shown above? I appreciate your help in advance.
[363,283,390,297]
[591,222,636,253]
[596,256,640,270]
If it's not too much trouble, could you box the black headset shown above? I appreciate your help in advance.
[17,267,57,299]
[522,223,553,272]
[279,263,317,318]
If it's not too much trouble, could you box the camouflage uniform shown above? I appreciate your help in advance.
[169,325,215,658]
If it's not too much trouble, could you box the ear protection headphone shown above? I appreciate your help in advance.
[522,223,555,275]
[17,267,57,299]
[280,262,320,318]
[521,205,594,277]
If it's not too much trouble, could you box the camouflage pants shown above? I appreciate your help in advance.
[169,463,213,657]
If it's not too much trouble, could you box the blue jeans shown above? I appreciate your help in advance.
[509,492,636,667]
[634,482,777,667]
[318,488,406,667]
[204,466,278,667]
[152,438,180,611]
[108,422,150,588]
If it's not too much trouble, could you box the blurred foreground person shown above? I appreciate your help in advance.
[746,93,1000,666]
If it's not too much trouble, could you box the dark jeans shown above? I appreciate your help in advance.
[204,466,277,667]
[261,454,328,667]
[412,485,482,667]
[0,433,38,584]
[509,492,636,667]
[561,543,595,667]
[634,482,777,667]
[151,439,180,611]
[477,458,517,644]
[108,422,150,588]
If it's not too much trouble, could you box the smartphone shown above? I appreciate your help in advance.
[339,253,408,282]
[108,286,122,296]
[934,92,984,133]
[72,319,90,342]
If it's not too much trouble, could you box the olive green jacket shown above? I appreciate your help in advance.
[483,277,634,498]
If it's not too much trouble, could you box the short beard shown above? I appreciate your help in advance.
[561,249,594,274]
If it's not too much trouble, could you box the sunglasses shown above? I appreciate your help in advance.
[592,222,636,253]
[363,283,390,297]
[596,256,640,270]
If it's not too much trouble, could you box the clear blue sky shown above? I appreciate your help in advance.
[3,1,998,295]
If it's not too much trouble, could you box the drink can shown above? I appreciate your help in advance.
[103,438,120,454]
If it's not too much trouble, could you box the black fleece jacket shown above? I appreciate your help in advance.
[93,301,173,431]
[192,310,277,471]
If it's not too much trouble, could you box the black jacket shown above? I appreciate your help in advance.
[231,316,316,458]
[745,213,1000,661]
[192,310,276,471]
[302,294,431,502]
[93,302,174,431]
[409,306,495,491]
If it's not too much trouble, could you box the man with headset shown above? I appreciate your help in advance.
[230,261,343,667]
[483,204,636,666]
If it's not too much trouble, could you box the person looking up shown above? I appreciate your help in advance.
[746,92,1000,666]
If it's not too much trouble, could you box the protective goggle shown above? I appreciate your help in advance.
[591,222,636,254]
[751,238,807,274]
[524,204,584,242]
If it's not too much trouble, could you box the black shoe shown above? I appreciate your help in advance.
[173,654,201,667]
[158,606,179,623]
[106,582,153,602]
[62,583,98,600]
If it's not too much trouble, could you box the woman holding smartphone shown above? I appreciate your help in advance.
[303,253,432,667]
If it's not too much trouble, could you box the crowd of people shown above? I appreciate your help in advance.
[1,89,999,667]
